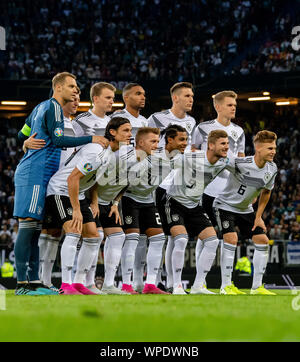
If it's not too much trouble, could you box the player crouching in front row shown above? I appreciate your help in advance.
[214,130,278,295]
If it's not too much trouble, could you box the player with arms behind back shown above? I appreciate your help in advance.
[144,82,196,290]
[110,83,148,146]
[192,90,245,292]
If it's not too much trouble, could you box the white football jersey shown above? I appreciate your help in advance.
[97,145,138,205]
[147,109,196,151]
[59,117,83,167]
[110,108,148,146]
[164,151,229,208]
[73,109,110,136]
[125,148,177,203]
[213,156,277,214]
[192,118,245,198]
[47,143,113,200]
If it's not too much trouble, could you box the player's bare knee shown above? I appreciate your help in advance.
[223,232,238,245]
[252,234,269,245]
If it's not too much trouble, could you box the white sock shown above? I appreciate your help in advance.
[133,234,147,289]
[85,230,104,287]
[193,236,219,288]
[252,243,269,289]
[38,233,49,279]
[121,233,139,285]
[103,232,125,287]
[146,233,165,285]
[165,235,174,288]
[220,241,237,289]
[172,234,189,288]
[195,238,204,265]
[60,233,81,284]
[41,236,60,287]
[74,237,100,284]
[155,255,164,286]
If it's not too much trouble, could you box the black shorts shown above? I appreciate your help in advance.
[155,187,171,235]
[95,203,122,229]
[122,196,162,233]
[202,193,217,227]
[214,208,265,239]
[159,192,212,237]
[43,195,95,229]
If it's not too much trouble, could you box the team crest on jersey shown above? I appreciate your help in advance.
[185,122,192,133]
[37,206,43,215]
[54,127,64,137]
[83,163,93,172]
[264,172,272,183]
[172,214,179,222]
[125,216,133,224]
[66,208,73,216]
[222,221,230,229]
[231,130,238,140]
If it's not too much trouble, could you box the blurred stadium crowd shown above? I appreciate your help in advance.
[1,0,299,82]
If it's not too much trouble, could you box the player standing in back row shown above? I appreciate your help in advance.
[73,82,116,137]
[110,83,148,145]
[191,90,245,293]
[147,82,196,290]
[110,83,148,289]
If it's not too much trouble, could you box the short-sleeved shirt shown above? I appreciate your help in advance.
[110,109,148,146]
[47,144,113,200]
[73,109,110,137]
[148,109,196,151]
[192,118,245,198]
[213,156,277,214]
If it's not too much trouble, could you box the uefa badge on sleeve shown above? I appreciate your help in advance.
[83,163,93,172]
[54,127,64,137]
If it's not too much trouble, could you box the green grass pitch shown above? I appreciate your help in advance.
[1,289,300,342]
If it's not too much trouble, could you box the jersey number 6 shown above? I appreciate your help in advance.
[237,184,247,195]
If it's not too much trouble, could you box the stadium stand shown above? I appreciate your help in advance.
[0,0,292,82]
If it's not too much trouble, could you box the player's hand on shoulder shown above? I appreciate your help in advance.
[92,135,109,148]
